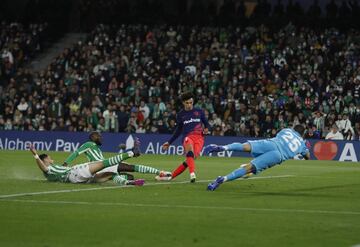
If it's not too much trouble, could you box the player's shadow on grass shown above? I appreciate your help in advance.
[241,183,359,198]
[242,191,336,198]
[291,183,360,192]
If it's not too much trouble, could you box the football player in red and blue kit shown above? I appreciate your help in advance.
[156,91,210,183]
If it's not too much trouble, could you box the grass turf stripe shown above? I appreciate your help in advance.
[2,198,360,216]
[0,175,294,199]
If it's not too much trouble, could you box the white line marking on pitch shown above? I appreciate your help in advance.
[1,198,360,216]
[0,175,294,199]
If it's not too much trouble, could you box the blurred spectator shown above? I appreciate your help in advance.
[304,126,321,139]
[312,111,326,133]
[325,124,344,140]
[336,114,355,140]
[103,105,117,132]
[117,105,129,132]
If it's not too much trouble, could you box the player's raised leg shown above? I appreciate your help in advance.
[117,162,171,177]
[184,137,197,182]
[207,150,282,191]
[156,139,194,182]
[156,161,187,181]
[204,143,251,155]
[161,136,198,183]
[88,142,141,174]
[207,163,254,191]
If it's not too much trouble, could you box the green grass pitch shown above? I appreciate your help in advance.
[0,150,360,247]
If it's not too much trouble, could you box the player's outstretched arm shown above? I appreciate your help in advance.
[63,142,91,165]
[29,145,48,173]
[302,141,311,160]
[164,115,183,149]
[204,142,249,155]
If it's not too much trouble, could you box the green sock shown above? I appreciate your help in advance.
[112,174,128,185]
[134,164,160,174]
[103,153,132,167]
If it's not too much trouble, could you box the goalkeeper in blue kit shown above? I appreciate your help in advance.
[204,125,310,191]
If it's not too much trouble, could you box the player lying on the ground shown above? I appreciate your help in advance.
[157,91,209,183]
[204,125,310,191]
[29,143,144,186]
[63,131,171,182]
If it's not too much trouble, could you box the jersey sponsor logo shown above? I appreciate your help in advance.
[183,118,201,125]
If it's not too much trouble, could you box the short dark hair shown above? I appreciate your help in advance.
[89,131,101,140]
[180,91,194,102]
[294,124,305,136]
[39,154,48,161]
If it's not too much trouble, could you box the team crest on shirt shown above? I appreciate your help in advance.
[194,111,200,116]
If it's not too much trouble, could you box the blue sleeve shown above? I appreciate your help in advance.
[300,145,309,157]
[300,140,309,156]
[201,110,210,129]
[168,114,183,144]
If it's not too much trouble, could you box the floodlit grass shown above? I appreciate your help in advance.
[0,150,360,247]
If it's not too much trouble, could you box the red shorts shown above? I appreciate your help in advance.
[183,134,204,157]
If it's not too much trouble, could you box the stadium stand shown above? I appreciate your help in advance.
[0,22,48,74]
[0,1,359,140]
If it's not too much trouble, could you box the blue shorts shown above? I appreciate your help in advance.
[247,140,283,173]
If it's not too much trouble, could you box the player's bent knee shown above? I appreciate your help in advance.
[182,162,188,167]
[118,163,135,172]
[186,151,194,158]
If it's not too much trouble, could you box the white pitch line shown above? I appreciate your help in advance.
[0,175,294,199]
[1,198,360,216]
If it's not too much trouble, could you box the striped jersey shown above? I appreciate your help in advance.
[64,141,104,164]
[43,164,71,182]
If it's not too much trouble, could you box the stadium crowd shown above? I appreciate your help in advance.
[1,22,359,140]
[0,1,359,140]
[0,22,48,78]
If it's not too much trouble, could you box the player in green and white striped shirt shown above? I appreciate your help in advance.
[63,132,105,164]
[63,132,171,183]
[29,142,145,186]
